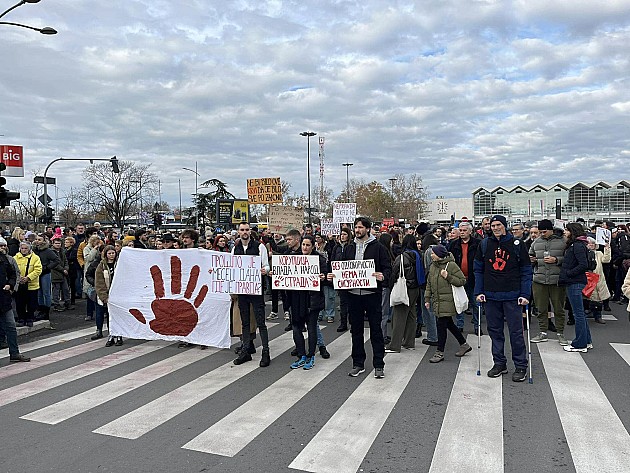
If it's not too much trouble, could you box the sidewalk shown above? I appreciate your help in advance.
[15,298,96,342]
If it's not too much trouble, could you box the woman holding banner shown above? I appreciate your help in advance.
[285,235,330,370]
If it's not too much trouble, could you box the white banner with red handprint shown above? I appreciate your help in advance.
[108,248,233,348]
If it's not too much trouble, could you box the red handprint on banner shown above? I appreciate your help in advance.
[129,256,209,336]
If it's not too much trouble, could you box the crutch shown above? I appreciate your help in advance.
[477,304,482,376]
[526,304,533,384]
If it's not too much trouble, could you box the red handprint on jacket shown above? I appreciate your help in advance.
[129,256,209,336]
[491,248,510,271]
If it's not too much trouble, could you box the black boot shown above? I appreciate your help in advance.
[603,299,611,312]
[247,340,256,354]
[259,348,270,367]
[337,322,348,332]
[415,323,422,338]
[91,330,103,340]
[233,349,252,365]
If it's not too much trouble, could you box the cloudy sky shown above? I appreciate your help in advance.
[1,0,629,210]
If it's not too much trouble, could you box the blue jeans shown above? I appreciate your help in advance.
[0,309,19,356]
[456,285,480,329]
[485,300,527,369]
[566,283,591,349]
[319,286,336,320]
[38,273,52,308]
[75,267,84,296]
[419,290,437,342]
[95,303,108,333]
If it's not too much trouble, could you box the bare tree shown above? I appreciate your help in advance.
[82,161,158,229]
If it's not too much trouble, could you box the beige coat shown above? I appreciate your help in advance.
[622,269,630,312]
[588,247,611,302]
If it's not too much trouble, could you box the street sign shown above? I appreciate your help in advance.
[0,145,24,177]
[34,176,56,185]
[38,194,53,205]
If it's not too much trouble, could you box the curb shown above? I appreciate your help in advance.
[16,320,52,337]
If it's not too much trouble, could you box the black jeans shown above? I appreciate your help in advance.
[339,290,349,326]
[237,294,268,350]
[271,289,286,313]
[348,292,385,369]
[292,308,318,357]
[436,316,467,352]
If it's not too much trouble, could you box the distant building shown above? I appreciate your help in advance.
[472,181,630,224]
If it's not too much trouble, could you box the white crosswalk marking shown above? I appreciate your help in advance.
[1,327,97,360]
[0,339,104,380]
[21,346,219,425]
[429,334,503,473]
[0,341,169,407]
[182,329,366,457]
[611,342,630,365]
[538,342,630,472]
[94,331,296,439]
[288,343,428,473]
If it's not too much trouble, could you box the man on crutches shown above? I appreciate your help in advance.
[473,215,533,383]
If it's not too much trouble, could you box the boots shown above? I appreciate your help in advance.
[415,323,423,338]
[259,348,270,367]
[233,348,252,365]
[247,340,256,354]
[91,330,103,340]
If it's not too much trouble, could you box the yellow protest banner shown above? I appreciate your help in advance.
[247,177,282,204]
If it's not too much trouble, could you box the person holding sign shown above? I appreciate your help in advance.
[232,223,271,367]
[329,217,391,379]
[284,235,329,370]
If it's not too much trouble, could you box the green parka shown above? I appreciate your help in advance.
[424,253,466,317]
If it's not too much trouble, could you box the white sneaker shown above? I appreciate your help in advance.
[284,311,290,320]
[266,311,278,320]
[587,343,593,350]
[563,345,587,353]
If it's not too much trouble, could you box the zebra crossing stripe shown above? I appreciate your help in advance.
[610,343,630,365]
[22,346,219,425]
[0,338,105,380]
[1,327,97,359]
[288,342,428,473]
[182,329,365,457]
[429,334,503,473]
[94,331,296,439]
[538,342,630,472]
[0,341,169,408]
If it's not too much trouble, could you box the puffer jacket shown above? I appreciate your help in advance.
[425,253,466,317]
[33,240,60,276]
[588,247,611,302]
[558,238,589,286]
[51,247,69,283]
[529,235,565,285]
[15,251,43,290]
[389,251,418,290]
[284,251,329,318]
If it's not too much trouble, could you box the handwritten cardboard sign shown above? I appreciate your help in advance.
[331,259,377,290]
[320,218,338,236]
[269,205,303,233]
[207,252,262,295]
[271,255,321,291]
[247,177,282,204]
[333,202,357,224]
[595,227,611,245]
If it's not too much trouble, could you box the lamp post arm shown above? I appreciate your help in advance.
[0,1,25,21]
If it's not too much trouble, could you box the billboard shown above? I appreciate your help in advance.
[215,199,250,226]
[0,145,24,177]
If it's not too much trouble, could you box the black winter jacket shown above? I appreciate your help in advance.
[389,251,419,290]
[558,238,588,286]
[342,237,392,292]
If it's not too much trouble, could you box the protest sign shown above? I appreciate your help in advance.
[206,252,262,295]
[247,177,282,204]
[553,219,568,230]
[595,227,611,245]
[268,205,303,233]
[333,203,357,224]
[330,259,377,290]
[108,248,232,348]
[271,255,321,290]
[320,218,338,236]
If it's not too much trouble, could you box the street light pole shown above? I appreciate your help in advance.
[182,161,199,229]
[300,131,317,225]
[342,162,353,203]
[389,177,398,221]
[0,0,57,34]
[178,178,182,223]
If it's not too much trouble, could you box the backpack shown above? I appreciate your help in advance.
[586,249,597,272]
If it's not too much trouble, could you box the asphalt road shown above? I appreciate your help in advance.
[1,298,629,473]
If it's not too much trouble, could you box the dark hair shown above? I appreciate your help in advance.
[354,216,372,229]
[101,244,117,261]
[85,226,98,237]
[287,229,301,238]
[565,222,585,248]
[181,229,199,242]
[378,233,394,262]
[301,234,316,253]
[401,234,418,251]
[340,227,353,241]
[389,230,400,245]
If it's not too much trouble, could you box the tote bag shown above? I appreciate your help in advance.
[390,256,409,307]
[447,262,468,314]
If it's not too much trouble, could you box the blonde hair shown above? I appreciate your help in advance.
[11,227,24,240]
[88,235,101,246]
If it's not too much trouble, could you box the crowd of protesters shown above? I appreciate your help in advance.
[1,216,629,381]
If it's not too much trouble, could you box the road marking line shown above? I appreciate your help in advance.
[22,346,218,425]
[611,343,630,366]
[288,340,427,473]
[538,342,630,472]
[429,334,503,473]
[182,329,365,456]
[0,341,169,408]
[95,331,296,439]
[602,314,617,321]
[1,327,97,360]
[0,338,104,380]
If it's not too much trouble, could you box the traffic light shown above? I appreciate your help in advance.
[0,162,20,209]
[41,206,54,224]
[110,156,120,173]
